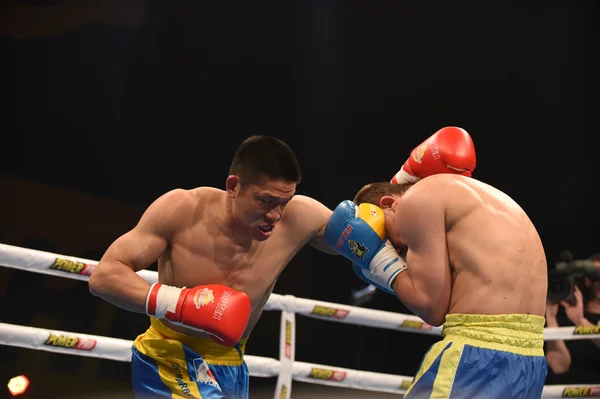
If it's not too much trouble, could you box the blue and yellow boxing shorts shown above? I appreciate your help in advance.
[404,314,547,399]
[131,317,249,399]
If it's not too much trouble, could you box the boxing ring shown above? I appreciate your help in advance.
[1,244,599,398]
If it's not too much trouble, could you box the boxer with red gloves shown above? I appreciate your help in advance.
[89,135,340,399]
[146,283,251,346]
[390,126,476,185]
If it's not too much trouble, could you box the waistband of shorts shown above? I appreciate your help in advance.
[441,313,545,355]
[147,317,247,364]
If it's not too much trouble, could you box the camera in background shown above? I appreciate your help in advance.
[547,250,600,305]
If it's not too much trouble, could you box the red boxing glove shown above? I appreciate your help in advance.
[146,283,251,347]
[391,126,476,184]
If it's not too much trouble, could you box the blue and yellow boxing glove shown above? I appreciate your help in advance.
[324,200,407,295]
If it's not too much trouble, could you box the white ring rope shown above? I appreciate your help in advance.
[1,322,596,398]
[1,243,597,341]
[0,322,410,395]
[1,243,599,398]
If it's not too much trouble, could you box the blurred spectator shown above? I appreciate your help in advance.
[545,254,600,384]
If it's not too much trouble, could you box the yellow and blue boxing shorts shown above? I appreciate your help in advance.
[404,314,547,399]
[131,317,249,399]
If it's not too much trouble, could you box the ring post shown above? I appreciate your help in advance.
[274,308,295,399]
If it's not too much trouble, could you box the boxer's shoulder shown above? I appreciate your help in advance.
[411,173,468,189]
[284,195,331,219]
[185,187,230,222]
[157,187,225,212]
[286,194,319,208]
[150,188,198,212]
[394,177,454,229]
[281,195,332,235]
[148,187,224,225]
[402,174,478,205]
[397,175,448,204]
[188,186,226,203]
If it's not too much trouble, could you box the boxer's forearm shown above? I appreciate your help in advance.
[89,261,151,314]
[391,271,446,327]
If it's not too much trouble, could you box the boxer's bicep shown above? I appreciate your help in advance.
[101,189,191,272]
[102,226,167,273]
[397,196,452,324]
[90,190,196,312]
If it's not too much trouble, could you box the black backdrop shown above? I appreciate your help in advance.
[0,1,598,398]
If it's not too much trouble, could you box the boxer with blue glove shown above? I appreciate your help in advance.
[324,200,406,296]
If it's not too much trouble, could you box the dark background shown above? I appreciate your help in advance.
[0,0,598,398]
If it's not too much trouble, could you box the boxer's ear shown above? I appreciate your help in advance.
[379,195,396,210]
[226,175,240,198]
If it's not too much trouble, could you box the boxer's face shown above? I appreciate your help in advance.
[227,175,296,241]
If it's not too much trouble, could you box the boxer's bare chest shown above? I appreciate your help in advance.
[157,219,300,306]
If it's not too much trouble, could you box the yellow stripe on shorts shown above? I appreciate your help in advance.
[134,336,202,399]
[430,342,464,398]
[404,340,449,397]
[356,203,386,239]
[149,318,246,366]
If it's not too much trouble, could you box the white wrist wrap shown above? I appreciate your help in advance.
[146,283,183,318]
[392,169,420,184]
[369,240,407,290]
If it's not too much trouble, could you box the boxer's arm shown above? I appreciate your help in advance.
[289,195,338,255]
[89,189,193,313]
[391,191,451,326]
